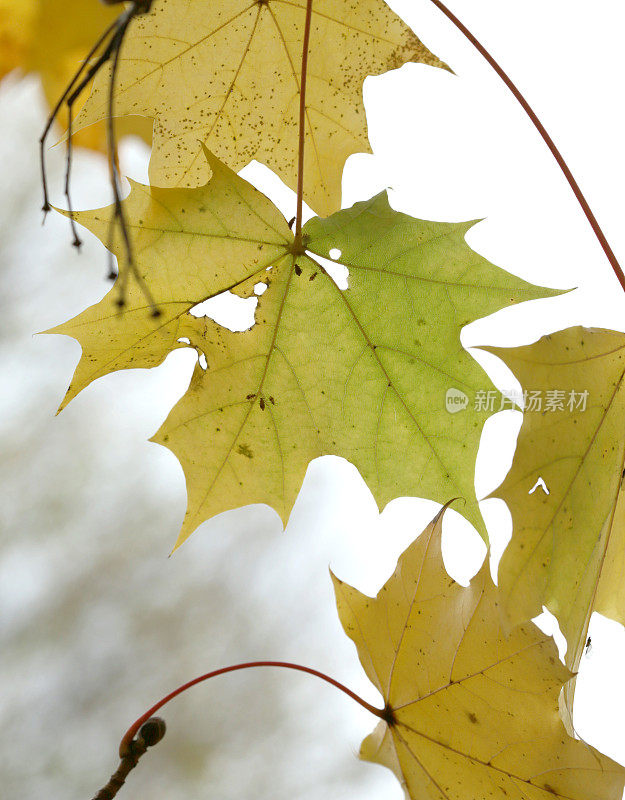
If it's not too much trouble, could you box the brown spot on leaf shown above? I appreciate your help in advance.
[389,31,452,73]
[237,444,253,459]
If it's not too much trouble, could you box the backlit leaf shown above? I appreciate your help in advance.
[49,151,556,547]
[333,508,625,800]
[75,0,450,216]
[487,328,625,692]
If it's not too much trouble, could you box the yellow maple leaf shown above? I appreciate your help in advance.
[332,507,625,800]
[75,0,449,215]
[485,327,625,722]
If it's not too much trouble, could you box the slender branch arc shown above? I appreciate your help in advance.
[428,0,625,294]
[91,660,384,799]
[119,659,385,758]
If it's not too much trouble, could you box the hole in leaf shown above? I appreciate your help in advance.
[329,248,342,260]
[254,282,267,296]
[177,337,191,345]
[310,253,349,290]
[198,353,208,370]
[533,608,566,661]
[528,477,549,495]
[190,291,257,332]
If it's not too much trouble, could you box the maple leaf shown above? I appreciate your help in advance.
[1,0,151,151]
[49,150,556,548]
[332,507,625,800]
[74,0,450,216]
[486,328,625,690]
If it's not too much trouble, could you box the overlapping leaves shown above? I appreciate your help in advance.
[50,150,554,546]
[333,508,625,800]
[75,0,449,215]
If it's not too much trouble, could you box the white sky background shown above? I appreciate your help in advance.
[2,0,625,797]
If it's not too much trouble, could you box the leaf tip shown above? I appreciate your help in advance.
[328,567,342,586]
[438,497,463,518]
[196,140,220,178]
[170,525,191,554]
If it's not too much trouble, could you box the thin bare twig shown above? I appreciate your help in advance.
[91,718,166,800]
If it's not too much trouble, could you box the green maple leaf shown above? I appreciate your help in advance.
[332,507,625,800]
[74,0,450,216]
[49,150,556,547]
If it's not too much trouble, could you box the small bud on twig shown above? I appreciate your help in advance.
[91,717,166,800]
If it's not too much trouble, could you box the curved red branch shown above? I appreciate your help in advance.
[118,660,384,758]
[428,0,625,294]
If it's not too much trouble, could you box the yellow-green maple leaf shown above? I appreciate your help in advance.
[487,328,625,690]
[75,0,449,216]
[49,151,556,548]
[1,0,150,152]
[332,507,625,800]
